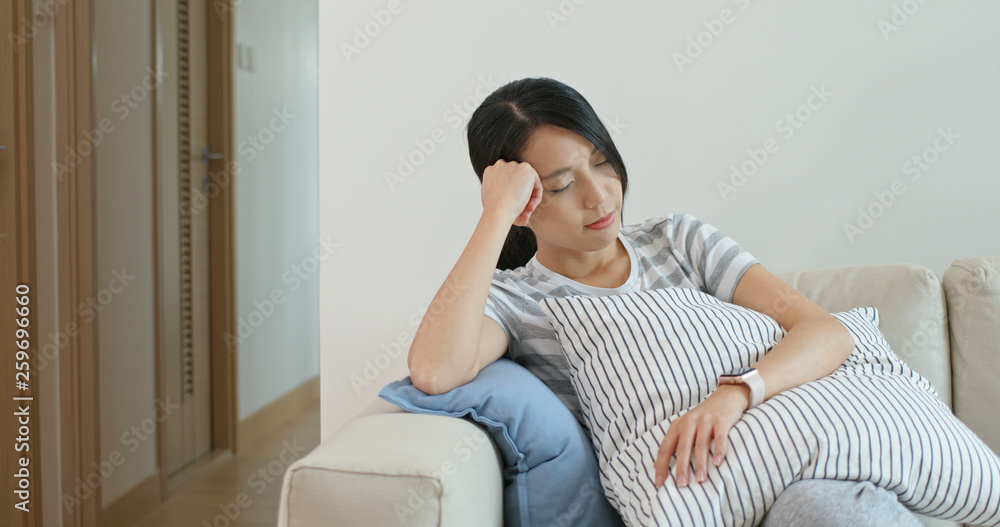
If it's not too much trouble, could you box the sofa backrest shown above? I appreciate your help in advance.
[775,263,951,408]
[943,255,1000,456]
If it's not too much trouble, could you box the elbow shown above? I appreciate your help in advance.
[407,345,439,394]
[409,366,438,395]
[408,359,457,396]
[407,340,472,395]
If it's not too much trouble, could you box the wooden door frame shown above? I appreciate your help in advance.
[205,0,238,457]
[51,0,100,525]
[2,0,42,525]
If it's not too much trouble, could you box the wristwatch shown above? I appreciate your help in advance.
[718,367,765,409]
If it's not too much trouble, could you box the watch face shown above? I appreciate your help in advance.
[722,367,754,378]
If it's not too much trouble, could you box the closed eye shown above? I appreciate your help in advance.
[551,181,573,194]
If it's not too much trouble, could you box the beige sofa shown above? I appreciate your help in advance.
[278,256,1000,527]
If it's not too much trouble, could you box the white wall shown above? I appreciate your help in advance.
[319,1,1000,438]
[234,0,321,420]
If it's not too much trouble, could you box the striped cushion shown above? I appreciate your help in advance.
[539,287,1000,527]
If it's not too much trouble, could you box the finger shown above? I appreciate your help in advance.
[526,190,542,214]
[526,178,544,213]
[672,425,697,488]
[654,429,678,488]
[524,197,541,220]
[693,422,713,483]
[518,178,544,225]
[713,430,728,467]
[518,208,531,226]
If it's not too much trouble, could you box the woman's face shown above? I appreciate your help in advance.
[520,124,623,255]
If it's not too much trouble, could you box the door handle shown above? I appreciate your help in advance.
[201,146,223,166]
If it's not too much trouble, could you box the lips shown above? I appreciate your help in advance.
[586,211,615,228]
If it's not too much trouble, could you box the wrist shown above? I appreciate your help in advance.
[482,206,519,228]
[714,384,752,412]
[718,367,765,409]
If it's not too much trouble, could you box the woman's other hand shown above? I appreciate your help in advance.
[481,159,543,226]
[652,384,750,489]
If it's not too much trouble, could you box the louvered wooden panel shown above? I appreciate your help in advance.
[162,0,213,478]
[177,0,196,402]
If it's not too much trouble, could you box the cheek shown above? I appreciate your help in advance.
[606,179,624,199]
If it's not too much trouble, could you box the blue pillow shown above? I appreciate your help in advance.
[379,358,625,527]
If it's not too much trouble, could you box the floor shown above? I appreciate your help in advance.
[130,398,321,527]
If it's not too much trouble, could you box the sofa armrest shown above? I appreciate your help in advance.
[278,405,505,527]
[943,255,1000,457]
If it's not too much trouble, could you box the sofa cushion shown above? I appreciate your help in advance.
[379,358,625,527]
[944,255,1000,457]
[539,286,1000,526]
[775,262,950,407]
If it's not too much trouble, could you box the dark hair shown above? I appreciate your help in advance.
[466,77,629,271]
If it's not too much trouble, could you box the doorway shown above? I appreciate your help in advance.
[154,0,238,488]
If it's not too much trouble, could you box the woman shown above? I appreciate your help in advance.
[406,77,922,526]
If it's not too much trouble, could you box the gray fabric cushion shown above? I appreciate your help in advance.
[944,256,1000,457]
[775,263,950,407]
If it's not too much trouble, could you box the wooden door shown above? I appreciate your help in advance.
[159,0,214,478]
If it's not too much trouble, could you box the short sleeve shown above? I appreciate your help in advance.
[668,213,758,303]
[484,272,524,358]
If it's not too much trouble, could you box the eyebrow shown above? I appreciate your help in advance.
[541,146,601,180]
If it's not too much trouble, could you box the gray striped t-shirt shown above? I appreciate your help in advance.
[484,213,759,429]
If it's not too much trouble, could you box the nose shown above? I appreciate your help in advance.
[581,171,608,209]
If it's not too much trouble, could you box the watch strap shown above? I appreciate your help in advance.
[742,369,765,409]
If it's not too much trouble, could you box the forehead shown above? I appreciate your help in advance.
[520,124,596,167]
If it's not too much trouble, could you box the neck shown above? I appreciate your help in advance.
[535,237,627,285]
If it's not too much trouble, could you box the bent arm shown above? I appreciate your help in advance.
[723,263,856,406]
[655,263,856,488]
[407,209,513,395]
